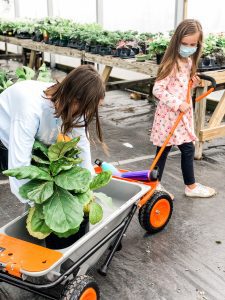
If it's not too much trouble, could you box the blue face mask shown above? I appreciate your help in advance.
[179,44,197,58]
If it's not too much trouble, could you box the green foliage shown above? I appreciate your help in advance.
[148,34,170,56]
[3,138,112,239]
[37,63,52,82]
[202,34,217,57]
[0,70,13,94]
[15,66,35,81]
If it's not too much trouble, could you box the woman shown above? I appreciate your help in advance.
[0,64,105,203]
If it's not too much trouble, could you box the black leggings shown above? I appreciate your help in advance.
[0,140,8,172]
[155,141,195,185]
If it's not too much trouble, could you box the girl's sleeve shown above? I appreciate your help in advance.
[153,75,183,112]
[72,126,95,176]
[8,116,39,204]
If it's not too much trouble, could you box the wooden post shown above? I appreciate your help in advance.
[28,50,37,69]
[208,91,225,128]
[194,85,207,159]
[102,66,112,83]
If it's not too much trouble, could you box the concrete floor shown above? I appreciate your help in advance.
[1,89,225,300]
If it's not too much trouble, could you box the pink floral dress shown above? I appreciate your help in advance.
[150,58,197,147]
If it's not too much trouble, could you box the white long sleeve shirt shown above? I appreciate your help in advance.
[0,80,94,203]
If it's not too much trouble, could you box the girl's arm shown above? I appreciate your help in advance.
[153,75,183,111]
[8,116,39,204]
[72,126,95,176]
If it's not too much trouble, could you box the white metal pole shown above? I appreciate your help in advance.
[13,0,20,55]
[96,0,103,70]
[14,0,20,17]
[174,0,188,28]
[47,0,56,68]
[96,0,103,26]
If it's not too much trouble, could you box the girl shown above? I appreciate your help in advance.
[0,65,105,203]
[151,19,216,198]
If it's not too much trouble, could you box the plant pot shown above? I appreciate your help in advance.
[90,45,101,54]
[58,39,68,47]
[136,54,148,62]
[84,44,91,52]
[45,216,89,250]
[99,46,112,56]
[156,53,164,64]
[16,32,31,39]
[202,57,210,66]
[32,31,43,42]
[132,47,140,55]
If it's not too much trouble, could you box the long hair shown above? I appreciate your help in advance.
[44,65,105,143]
[157,19,203,81]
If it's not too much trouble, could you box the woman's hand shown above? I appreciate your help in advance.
[191,75,202,88]
[179,102,190,113]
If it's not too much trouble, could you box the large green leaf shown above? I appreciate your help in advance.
[77,189,93,206]
[31,205,52,234]
[50,158,74,176]
[19,180,53,203]
[48,137,80,162]
[89,171,112,190]
[65,157,82,164]
[3,166,52,181]
[43,186,84,233]
[32,155,50,165]
[89,202,103,225]
[53,226,80,238]
[33,140,49,157]
[66,148,81,158]
[26,207,51,239]
[19,180,40,199]
[54,166,91,192]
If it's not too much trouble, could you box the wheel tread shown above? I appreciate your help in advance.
[138,191,173,233]
[61,274,100,300]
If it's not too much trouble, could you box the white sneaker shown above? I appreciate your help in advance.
[185,183,216,198]
[156,183,174,200]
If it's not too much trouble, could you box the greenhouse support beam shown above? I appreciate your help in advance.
[14,0,20,17]
[174,0,188,28]
[13,0,20,55]
[47,0,56,68]
[96,0,103,26]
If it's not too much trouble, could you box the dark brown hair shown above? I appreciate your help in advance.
[157,19,203,81]
[44,65,105,142]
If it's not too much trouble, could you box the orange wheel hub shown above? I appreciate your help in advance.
[150,199,171,228]
[80,287,97,300]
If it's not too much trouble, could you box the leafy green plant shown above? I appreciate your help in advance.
[148,35,170,57]
[15,66,35,81]
[202,34,217,58]
[0,70,13,93]
[3,138,112,239]
[37,63,52,82]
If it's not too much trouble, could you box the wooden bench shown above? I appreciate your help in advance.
[194,70,225,159]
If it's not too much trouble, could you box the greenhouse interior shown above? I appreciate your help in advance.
[0,0,225,299]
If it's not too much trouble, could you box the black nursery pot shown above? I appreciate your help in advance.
[45,216,89,250]
[156,53,164,64]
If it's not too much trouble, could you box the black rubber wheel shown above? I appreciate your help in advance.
[138,191,173,233]
[60,275,100,300]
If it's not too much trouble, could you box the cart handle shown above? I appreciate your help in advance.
[195,74,216,102]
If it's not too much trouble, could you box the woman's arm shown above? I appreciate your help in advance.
[8,116,39,203]
[71,126,95,175]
